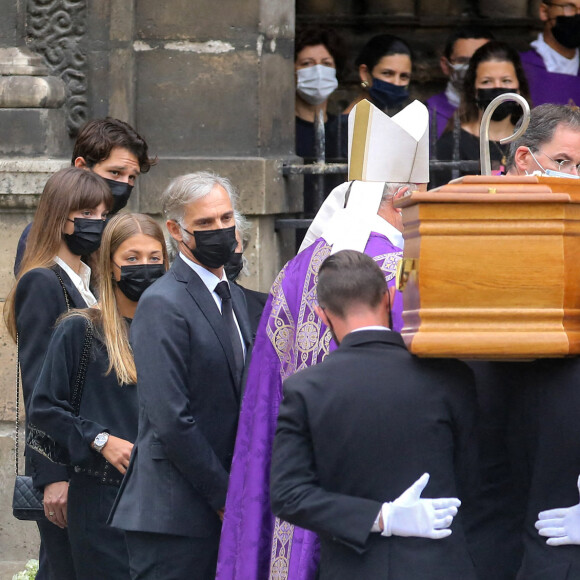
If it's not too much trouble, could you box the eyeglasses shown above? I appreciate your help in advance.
[536,149,580,174]
[545,2,580,16]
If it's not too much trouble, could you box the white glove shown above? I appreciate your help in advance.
[536,475,580,546]
[381,473,460,540]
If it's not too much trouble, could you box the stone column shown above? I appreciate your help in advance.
[0,4,69,569]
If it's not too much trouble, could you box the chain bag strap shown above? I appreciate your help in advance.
[13,334,45,520]
[27,319,94,464]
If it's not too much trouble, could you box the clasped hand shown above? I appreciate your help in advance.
[536,475,580,546]
[381,473,460,540]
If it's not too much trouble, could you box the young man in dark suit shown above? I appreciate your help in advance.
[109,172,252,579]
[270,250,479,580]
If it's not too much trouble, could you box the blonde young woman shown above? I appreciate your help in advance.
[29,213,168,579]
[5,166,112,580]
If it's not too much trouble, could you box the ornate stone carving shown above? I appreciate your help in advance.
[26,0,88,136]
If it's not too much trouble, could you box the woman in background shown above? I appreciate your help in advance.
[343,34,414,116]
[29,213,168,579]
[433,41,531,187]
[294,26,348,249]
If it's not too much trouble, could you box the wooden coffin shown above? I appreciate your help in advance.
[395,175,580,358]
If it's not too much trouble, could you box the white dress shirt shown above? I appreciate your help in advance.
[531,33,579,75]
[54,256,97,307]
[179,252,246,355]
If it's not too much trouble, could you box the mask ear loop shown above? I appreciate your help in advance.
[528,148,547,173]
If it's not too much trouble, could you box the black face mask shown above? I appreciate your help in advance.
[224,252,244,281]
[475,88,520,121]
[182,225,237,269]
[552,15,580,49]
[64,218,106,256]
[103,178,134,214]
[114,263,165,302]
[368,77,409,111]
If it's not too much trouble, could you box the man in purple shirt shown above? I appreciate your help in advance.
[426,26,493,139]
[520,0,580,106]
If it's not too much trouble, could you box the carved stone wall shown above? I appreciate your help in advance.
[27,0,89,136]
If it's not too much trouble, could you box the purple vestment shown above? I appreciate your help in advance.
[520,49,580,106]
[426,92,456,139]
[216,233,403,580]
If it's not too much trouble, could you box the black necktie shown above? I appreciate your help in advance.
[215,281,244,381]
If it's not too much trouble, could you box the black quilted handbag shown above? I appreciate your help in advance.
[12,476,45,521]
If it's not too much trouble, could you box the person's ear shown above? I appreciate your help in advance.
[166,220,183,243]
[315,304,330,327]
[74,156,90,170]
[358,64,372,86]
[440,55,451,77]
[539,2,550,22]
[514,146,533,174]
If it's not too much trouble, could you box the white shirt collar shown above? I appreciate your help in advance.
[54,256,97,307]
[350,325,391,333]
[531,32,579,75]
[179,252,227,293]
[370,214,404,250]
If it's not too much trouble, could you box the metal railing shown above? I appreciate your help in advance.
[276,108,480,231]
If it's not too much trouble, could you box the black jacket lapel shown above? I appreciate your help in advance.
[173,258,240,387]
[51,264,90,309]
[231,283,252,351]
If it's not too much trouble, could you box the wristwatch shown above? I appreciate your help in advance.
[93,432,109,453]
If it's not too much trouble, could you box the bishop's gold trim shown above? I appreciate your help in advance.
[348,99,373,181]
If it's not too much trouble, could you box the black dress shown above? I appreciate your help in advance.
[30,314,138,580]
[15,265,89,580]
[295,114,347,251]
[432,128,510,188]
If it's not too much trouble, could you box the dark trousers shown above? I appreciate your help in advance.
[37,519,76,580]
[67,475,130,580]
[126,530,220,580]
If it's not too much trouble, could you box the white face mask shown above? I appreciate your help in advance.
[448,61,469,91]
[296,64,338,106]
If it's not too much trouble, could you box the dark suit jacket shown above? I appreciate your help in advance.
[513,358,580,580]
[234,282,268,340]
[15,264,88,488]
[270,330,478,580]
[110,256,252,537]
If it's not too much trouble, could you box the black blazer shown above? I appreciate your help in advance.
[15,264,89,488]
[512,358,580,580]
[29,315,138,479]
[270,330,479,580]
[110,256,252,537]
[233,282,268,340]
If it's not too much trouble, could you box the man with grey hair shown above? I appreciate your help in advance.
[505,103,580,177]
[110,171,252,579]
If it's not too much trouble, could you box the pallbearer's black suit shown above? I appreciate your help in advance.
[110,255,251,579]
[270,329,479,580]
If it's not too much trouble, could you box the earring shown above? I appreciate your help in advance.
[361,80,369,89]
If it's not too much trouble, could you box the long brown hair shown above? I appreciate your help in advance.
[74,213,168,385]
[4,167,112,341]
[459,41,531,125]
